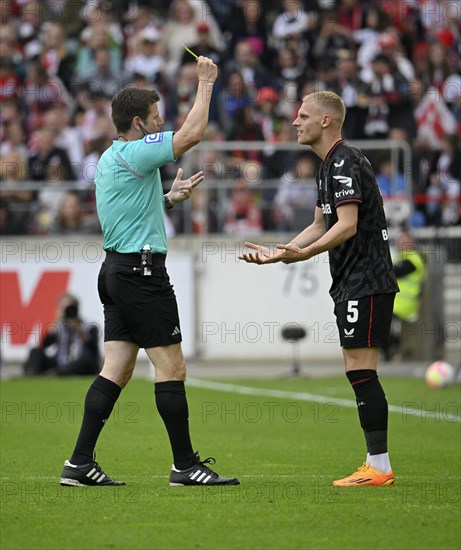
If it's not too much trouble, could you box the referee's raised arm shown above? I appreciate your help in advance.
[172,56,218,158]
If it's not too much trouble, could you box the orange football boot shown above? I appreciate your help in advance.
[333,463,395,487]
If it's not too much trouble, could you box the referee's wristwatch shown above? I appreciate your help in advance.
[164,194,174,209]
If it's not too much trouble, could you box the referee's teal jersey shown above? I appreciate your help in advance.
[95,131,175,253]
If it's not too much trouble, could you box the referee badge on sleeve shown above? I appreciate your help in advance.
[144,133,164,144]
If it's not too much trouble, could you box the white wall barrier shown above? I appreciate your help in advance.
[1,238,339,363]
[197,241,338,360]
[0,239,195,362]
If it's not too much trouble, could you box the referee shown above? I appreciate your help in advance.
[60,56,239,487]
[240,91,399,487]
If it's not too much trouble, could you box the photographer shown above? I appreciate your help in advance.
[23,293,101,376]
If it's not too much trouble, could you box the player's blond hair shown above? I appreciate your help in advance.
[302,91,346,127]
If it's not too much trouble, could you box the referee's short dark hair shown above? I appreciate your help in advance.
[111,87,160,133]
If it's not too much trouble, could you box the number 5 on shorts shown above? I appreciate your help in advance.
[347,300,359,323]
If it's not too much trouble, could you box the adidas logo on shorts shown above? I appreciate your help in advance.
[171,326,181,336]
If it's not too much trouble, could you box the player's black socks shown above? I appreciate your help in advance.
[70,376,122,465]
[346,369,388,455]
[155,381,194,470]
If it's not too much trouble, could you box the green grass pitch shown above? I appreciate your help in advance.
[1,375,460,549]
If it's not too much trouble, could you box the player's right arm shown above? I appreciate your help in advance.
[172,56,218,158]
[286,205,327,248]
[239,207,326,265]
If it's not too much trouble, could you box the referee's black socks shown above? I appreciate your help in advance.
[155,381,194,470]
[70,375,122,465]
[346,370,388,455]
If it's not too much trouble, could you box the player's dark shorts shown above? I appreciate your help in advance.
[97,251,182,348]
[334,293,396,348]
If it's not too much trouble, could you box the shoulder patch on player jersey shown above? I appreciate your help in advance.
[333,175,353,187]
[144,133,164,144]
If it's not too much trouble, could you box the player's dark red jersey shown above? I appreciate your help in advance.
[316,140,399,304]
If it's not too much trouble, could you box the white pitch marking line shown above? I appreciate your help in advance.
[186,378,461,423]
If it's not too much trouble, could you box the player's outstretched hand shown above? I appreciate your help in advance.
[197,56,218,83]
[275,242,308,264]
[168,168,204,205]
[239,242,285,265]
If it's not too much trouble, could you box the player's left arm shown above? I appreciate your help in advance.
[276,203,358,263]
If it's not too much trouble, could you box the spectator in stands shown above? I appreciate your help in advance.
[254,87,281,146]
[76,45,123,99]
[167,62,207,124]
[40,22,75,94]
[229,0,270,66]
[338,0,364,32]
[123,5,163,59]
[353,6,389,77]
[28,127,74,183]
[272,0,312,45]
[384,231,426,361]
[161,0,218,79]
[22,62,72,132]
[273,153,318,232]
[226,106,264,163]
[179,22,223,69]
[336,51,370,139]
[220,70,252,132]
[189,189,219,234]
[364,53,413,138]
[0,197,26,235]
[377,31,415,83]
[124,26,165,86]
[0,100,22,141]
[224,39,268,89]
[76,88,113,151]
[412,92,453,225]
[263,116,299,182]
[49,191,100,235]
[224,178,263,235]
[273,47,306,113]
[418,42,461,116]
[312,11,354,67]
[0,150,33,234]
[0,121,28,159]
[28,127,74,230]
[37,0,86,40]
[16,1,43,61]
[315,57,341,95]
[0,22,25,80]
[42,106,84,169]
[79,130,113,190]
[375,157,407,198]
[75,19,123,77]
[427,136,461,227]
[23,293,101,376]
[0,58,21,103]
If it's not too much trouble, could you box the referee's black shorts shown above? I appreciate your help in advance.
[334,293,396,349]
[97,251,182,348]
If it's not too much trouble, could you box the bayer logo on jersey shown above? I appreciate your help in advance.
[144,133,164,144]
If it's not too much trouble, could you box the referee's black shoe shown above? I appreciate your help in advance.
[169,451,239,486]
[60,455,125,486]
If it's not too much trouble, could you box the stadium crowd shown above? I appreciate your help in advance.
[0,0,460,236]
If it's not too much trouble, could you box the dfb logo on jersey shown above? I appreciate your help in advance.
[144,133,164,144]
[333,175,352,187]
